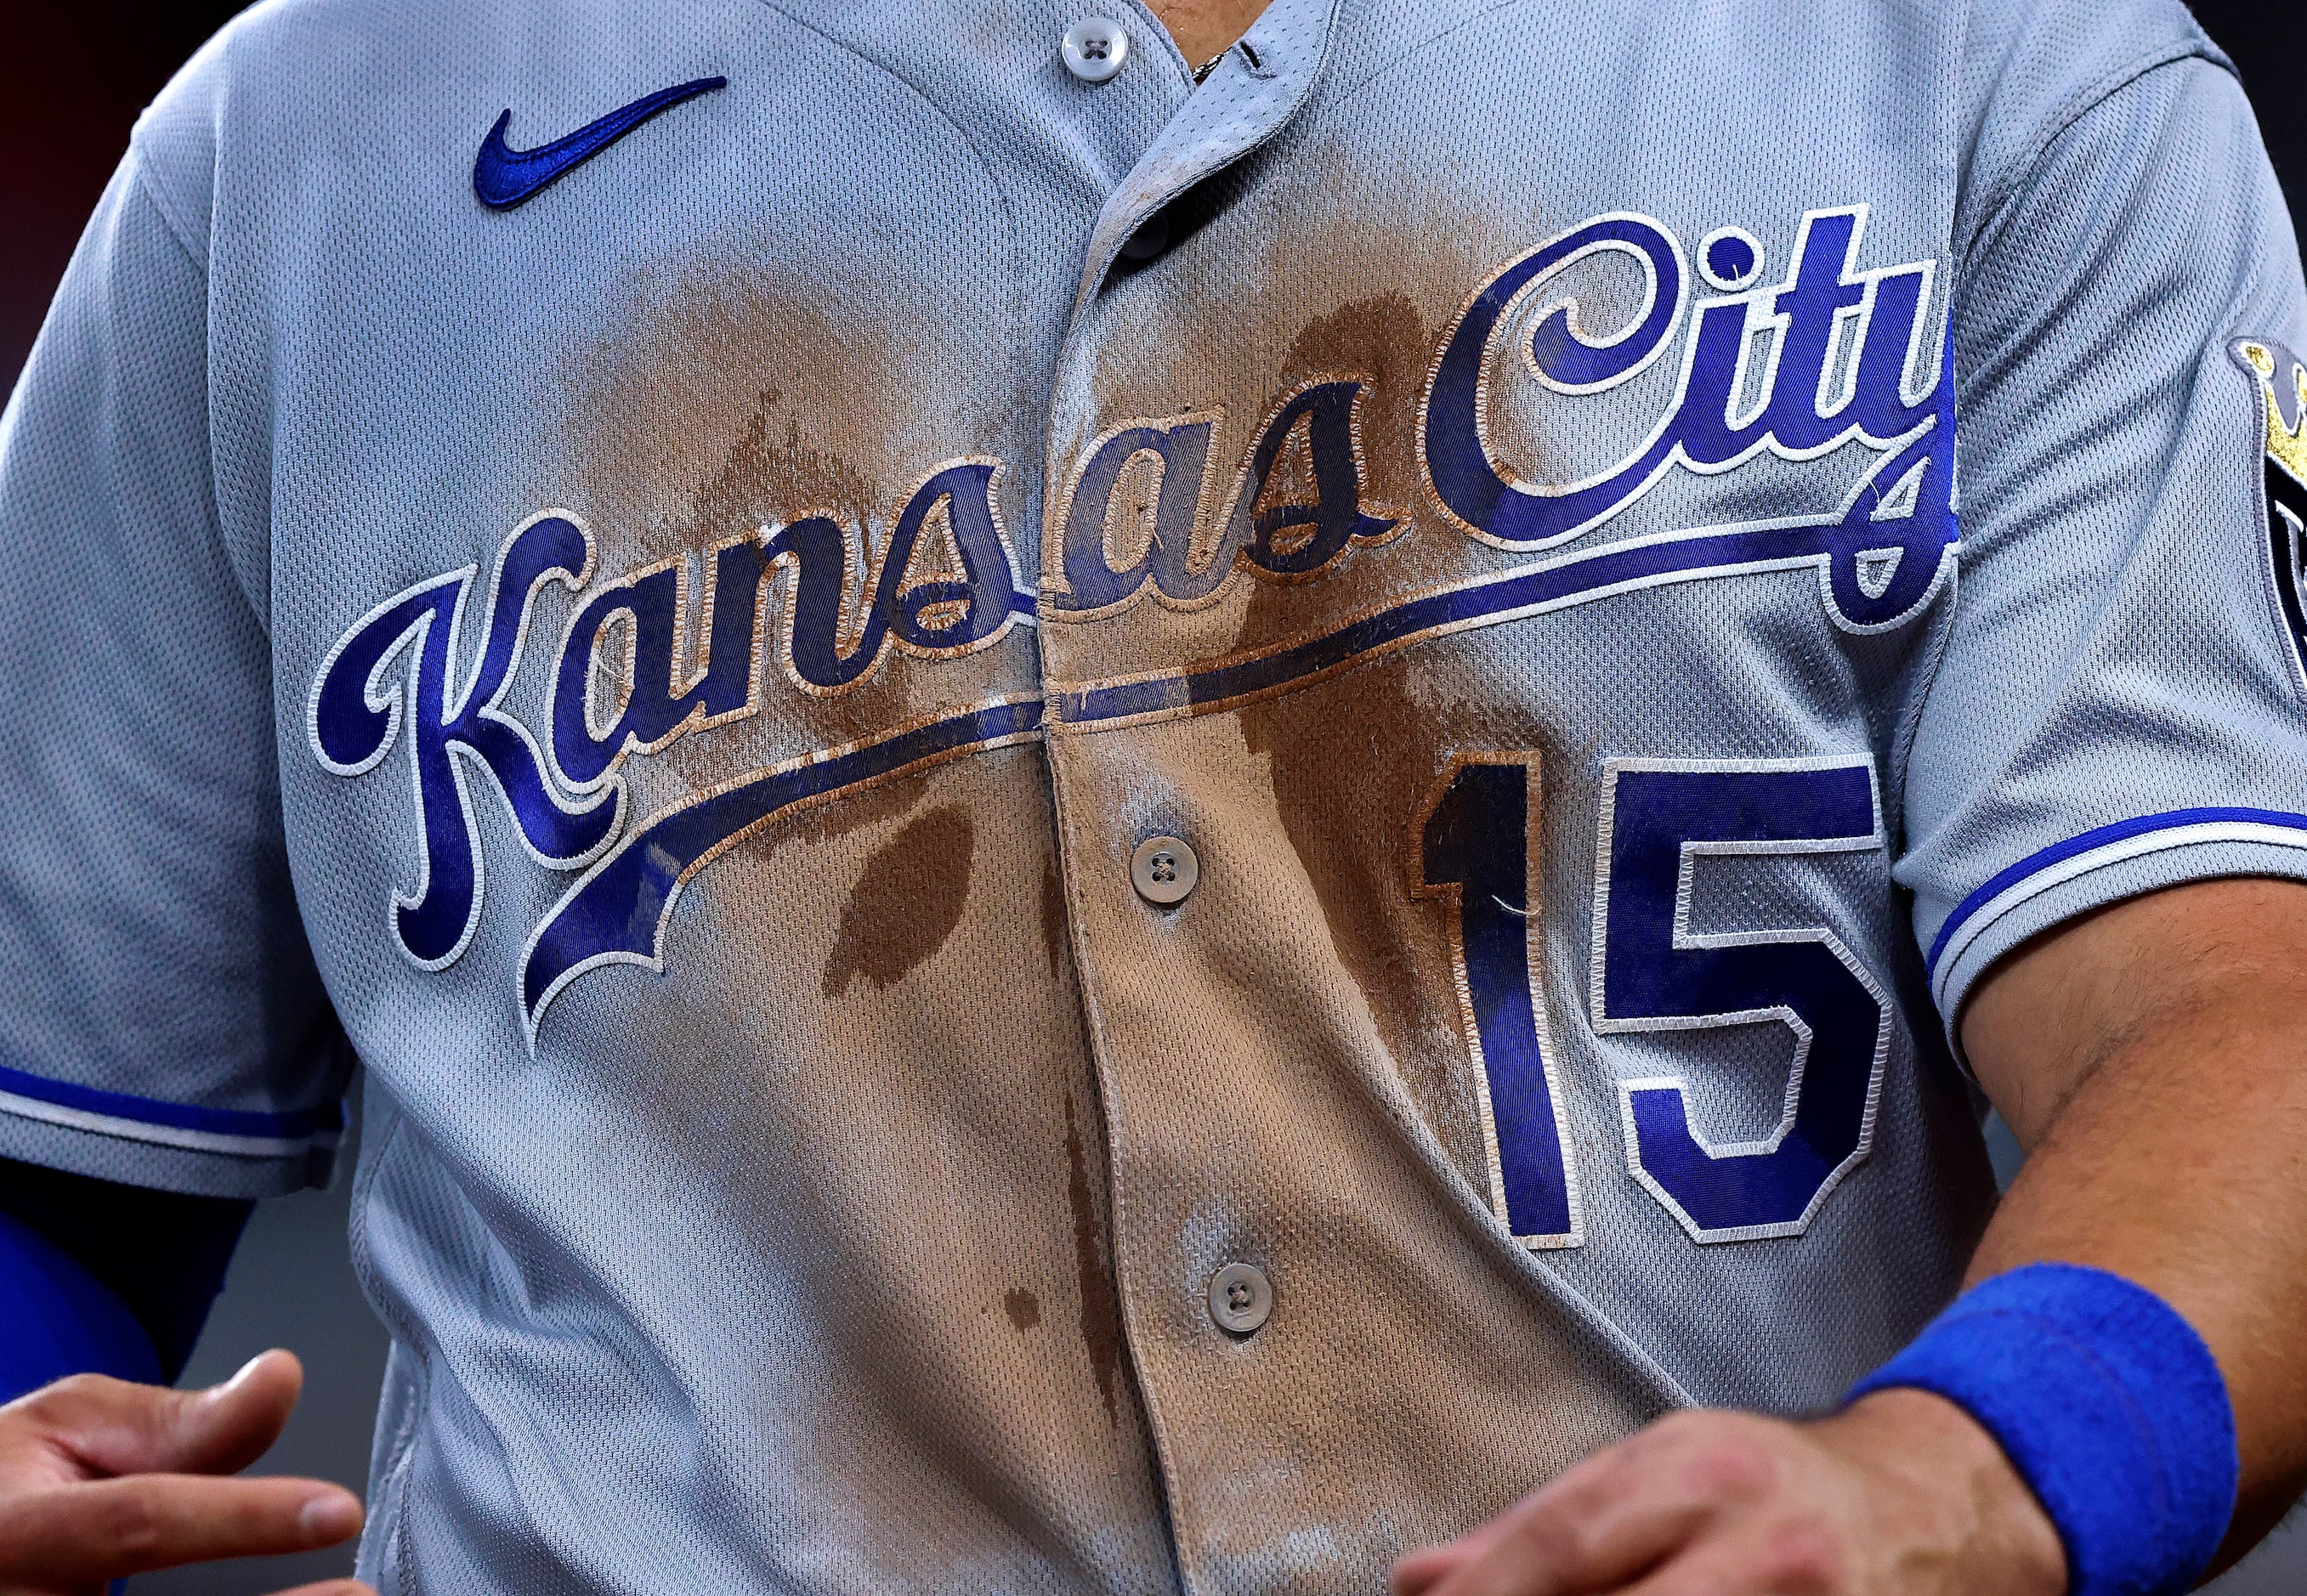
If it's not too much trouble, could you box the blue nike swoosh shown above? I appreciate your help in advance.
[473,76,727,210]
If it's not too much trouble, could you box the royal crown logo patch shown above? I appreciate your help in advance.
[2235,337,2307,686]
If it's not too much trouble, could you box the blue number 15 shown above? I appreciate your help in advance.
[1414,755,1584,1248]
[1416,753,1890,1247]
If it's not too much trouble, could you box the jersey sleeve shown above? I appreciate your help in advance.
[1899,52,2307,1040]
[0,149,346,1198]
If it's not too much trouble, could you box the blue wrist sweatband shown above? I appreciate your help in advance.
[0,1204,162,1403]
[1846,1262,2238,1596]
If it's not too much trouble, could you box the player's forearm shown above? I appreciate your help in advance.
[1403,882,2307,1596]
[1961,877,2307,1565]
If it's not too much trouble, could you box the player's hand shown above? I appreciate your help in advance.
[0,1349,372,1596]
[1390,1389,2066,1596]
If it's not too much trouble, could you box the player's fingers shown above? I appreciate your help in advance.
[10,1350,304,1479]
[1414,1495,1703,1596]
[1596,1523,1846,1596]
[1394,1429,1657,1592]
[1391,1542,1472,1595]
[1392,1514,1525,1594]
[0,1472,362,1583]
[1412,1419,1767,1596]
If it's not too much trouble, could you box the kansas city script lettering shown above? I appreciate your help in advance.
[308,204,1958,1037]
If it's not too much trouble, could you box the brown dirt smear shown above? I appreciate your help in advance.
[1063,1086,1122,1425]
[563,259,937,546]
[820,804,976,996]
[1038,857,1071,979]
[694,390,880,537]
[1239,648,1428,1073]
[1001,1287,1041,1333]
[1273,291,1428,512]
[1235,603,1496,1141]
[561,258,982,777]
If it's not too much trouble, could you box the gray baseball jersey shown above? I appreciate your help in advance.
[1,0,2302,1588]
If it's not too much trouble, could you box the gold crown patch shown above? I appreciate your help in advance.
[2238,337,2307,490]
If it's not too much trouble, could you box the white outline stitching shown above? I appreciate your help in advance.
[1408,752,1585,1251]
[1588,754,1890,1244]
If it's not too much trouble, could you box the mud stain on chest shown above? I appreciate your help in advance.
[1236,583,1503,1146]
[1063,1086,1123,1425]
[1001,1287,1041,1333]
[1038,857,1072,978]
[1239,648,1426,1067]
[560,258,1023,784]
[820,804,975,996]
[693,388,878,535]
[1273,290,1428,512]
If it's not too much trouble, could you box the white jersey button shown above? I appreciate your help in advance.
[1062,19,1131,82]
[1208,1262,1273,1335]
[1131,835,1198,905]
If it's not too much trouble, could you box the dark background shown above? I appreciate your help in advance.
[2,3,2301,1593]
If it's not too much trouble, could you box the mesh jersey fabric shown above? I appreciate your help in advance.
[0,0,2300,1590]
[1903,53,2307,1019]
[0,156,345,1195]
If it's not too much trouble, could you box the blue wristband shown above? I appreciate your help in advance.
[1845,1262,2238,1596]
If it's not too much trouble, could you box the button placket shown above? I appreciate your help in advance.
[1065,0,1345,306]
[1024,0,1358,1582]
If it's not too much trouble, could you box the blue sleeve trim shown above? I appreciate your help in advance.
[1848,1263,2238,1596]
[1924,806,2307,996]
[0,1203,161,1402]
[0,1060,342,1160]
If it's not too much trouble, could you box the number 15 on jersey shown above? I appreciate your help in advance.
[1414,752,1892,1249]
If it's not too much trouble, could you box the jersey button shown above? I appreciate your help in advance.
[1117,212,1171,263]
[1062,18,1131,82]
[1131,835,1199,906]
[1208,1262,1273,1336]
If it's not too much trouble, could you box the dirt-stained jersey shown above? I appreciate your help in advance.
[1,0,2302,1589]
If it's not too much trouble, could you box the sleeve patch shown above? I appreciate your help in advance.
[2232,337,2307,688]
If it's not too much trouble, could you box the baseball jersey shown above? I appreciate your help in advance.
[1,0,2302,1588]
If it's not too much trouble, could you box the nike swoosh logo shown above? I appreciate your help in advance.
[473,76,727,210]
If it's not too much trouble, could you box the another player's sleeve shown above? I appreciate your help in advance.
[0,1158,251,1392]
[0,1203,162,1401]
[1900,48,2307,1039]
[0,145,347,1198]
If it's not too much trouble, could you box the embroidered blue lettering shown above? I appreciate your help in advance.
[1222,377,1398,581]
[1420,206,1953,631]
[548,456,1025,799]
[1590,757,1890,1242]
[1413,754,1582,1248]
[1047,382,1397,617]
[311,198,1962,1024]
[1048,414,1220,615]
[769,456,1026,690]
[552,535,768,790]
[308,513,622,969]
[1421,212,1691,542]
